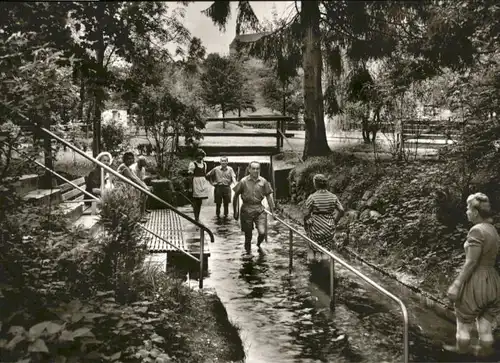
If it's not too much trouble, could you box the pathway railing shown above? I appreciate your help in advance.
[7,144,201,263]
[264,209,409,363]
[37,127,215,288]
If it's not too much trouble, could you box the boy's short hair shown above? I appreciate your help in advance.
[123,152,134,162]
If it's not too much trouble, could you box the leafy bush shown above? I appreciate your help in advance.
[101,120,128,157]
[98,186,147,303]
[0,176,244,362]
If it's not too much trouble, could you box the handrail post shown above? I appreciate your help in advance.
[329,256,335,311]
[263,209,409,363]
[289,229,293,274]
[100,167,105,194]
[199,229,204,289]
[7,144,203,263]
[38,126,215,243]
[264,212,268,243]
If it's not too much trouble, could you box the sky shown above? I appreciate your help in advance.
[172,1,296,56]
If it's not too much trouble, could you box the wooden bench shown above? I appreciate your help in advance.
[58,176,98,215]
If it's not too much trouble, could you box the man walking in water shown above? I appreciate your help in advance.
[206,156,237,218]
[233,161,275,251]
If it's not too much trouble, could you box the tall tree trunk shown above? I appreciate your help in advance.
[301,1,330,159]
[86,99,93,139]
[222,108,226,129]
[78,66,85,123]
[282,82,287,115]
[92,6,105,157]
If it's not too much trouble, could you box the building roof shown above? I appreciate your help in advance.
[229,32,270,49]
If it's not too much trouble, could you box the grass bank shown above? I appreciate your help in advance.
[281,150,500,307]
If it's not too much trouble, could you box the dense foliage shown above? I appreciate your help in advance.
[0,185,244,362]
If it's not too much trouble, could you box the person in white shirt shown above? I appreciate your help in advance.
[206,156,237,218]
[130,156,150,214]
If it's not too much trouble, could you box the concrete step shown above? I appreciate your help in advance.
[4,174,39,196]
[22,188,62,206]
[15,174,39,196]
[72,214,101,237]
[55,202,85,223]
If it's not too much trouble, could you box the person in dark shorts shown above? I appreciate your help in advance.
[232,161,275,251]
[207,156,237,218]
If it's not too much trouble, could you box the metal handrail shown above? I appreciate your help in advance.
[39,127,215,243]
[277,129,303,163]
[8,144,200,263]
[263,209,409,363]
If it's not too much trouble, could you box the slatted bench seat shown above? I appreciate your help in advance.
[54,176,101,235]
[57,176,98,221]
[59,176,86,202]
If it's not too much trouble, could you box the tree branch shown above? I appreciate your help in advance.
[104,45,116,68]
[363,12,424,41]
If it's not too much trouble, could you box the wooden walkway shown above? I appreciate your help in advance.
[139,209,210,257]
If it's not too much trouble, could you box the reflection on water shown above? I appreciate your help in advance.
[239,253,270,299]
[199,208,398,363]
[191,206,499,363]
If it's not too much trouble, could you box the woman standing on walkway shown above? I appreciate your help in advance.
[188,148,210,222]
[446,192,500,357]
[304,174,345,257]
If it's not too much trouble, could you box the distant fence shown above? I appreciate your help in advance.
[400,118,464,148]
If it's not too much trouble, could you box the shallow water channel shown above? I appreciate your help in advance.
[183,203,499,363]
